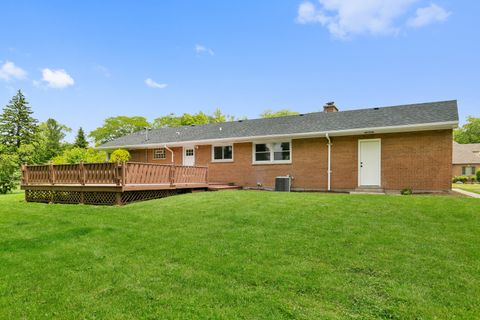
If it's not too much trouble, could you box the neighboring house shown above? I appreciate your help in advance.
[98,100,458,193]
[452,142,480,177]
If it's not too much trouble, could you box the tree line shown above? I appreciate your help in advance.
[0,90,299,193]
[88,109,300,145]
[0,90,479,193]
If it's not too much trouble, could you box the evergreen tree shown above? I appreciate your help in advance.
[74,127,89,148]
[0,90,38,151]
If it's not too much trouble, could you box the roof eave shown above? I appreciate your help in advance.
[96,120,458,150]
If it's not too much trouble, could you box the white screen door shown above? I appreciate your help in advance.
[358,139,381,186]
[183,146,195,166]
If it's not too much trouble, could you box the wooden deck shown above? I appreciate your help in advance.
[21,162,210,205]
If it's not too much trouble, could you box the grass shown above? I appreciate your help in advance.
[453,183,480,195]
[0,191,479,319]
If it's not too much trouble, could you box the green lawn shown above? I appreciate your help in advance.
[453,183,480,195]
[0,191,479,319]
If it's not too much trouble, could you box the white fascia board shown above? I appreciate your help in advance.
[96,121,458,150]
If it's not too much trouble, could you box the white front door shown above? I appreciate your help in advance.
[358,139,381,186]
[183,146,195,166]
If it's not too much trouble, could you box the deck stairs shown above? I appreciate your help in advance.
[208,182,242,191]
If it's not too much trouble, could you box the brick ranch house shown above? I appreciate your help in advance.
[452,142,480,177]
[98,100,459,193]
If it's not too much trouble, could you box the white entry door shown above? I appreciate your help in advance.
[183,146,195,166]
[358,139,381,186]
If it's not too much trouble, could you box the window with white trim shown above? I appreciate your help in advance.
[212,145,233,161]
[253,142,291,163]
[153,148,166,160]
[462,166,476,176]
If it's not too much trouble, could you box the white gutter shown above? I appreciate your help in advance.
[164,145,175,163]
[96,121,458,150]
[326,133,332,191]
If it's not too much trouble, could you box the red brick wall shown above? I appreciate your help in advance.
[452,164,462,177]
[195,139,328,190]
[379,130,452,191]
[452,164,480,177]
[130,147,182,165]
[127,129,453,191]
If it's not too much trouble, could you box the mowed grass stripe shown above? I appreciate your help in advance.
[0,191,479,319]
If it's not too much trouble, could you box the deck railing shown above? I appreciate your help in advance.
[21,162,208,187]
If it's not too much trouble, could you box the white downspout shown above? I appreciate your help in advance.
[326,133,332,191]
[164,145,175,163]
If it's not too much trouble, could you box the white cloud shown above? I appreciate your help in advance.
[40,68,75,88]
[145,78,168,89]
[297,2,330,24]
[95,65,111,77]
[0,61,27,81]
[296,0,448,38]
[407,3,451,28]
[195,44,214,56]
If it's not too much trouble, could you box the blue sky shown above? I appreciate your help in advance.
[0,0,478,139]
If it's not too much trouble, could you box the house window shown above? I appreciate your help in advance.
[212,145,233,161]
[153,148,166,160]
[185,149,194,156]
[462,166,476,176]
[253,142,291,164]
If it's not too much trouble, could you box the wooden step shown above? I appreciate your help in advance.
[208,182,234,186]
[350,186,385,195]
[208,185,242,191]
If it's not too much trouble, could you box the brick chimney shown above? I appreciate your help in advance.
[323,101,338,113]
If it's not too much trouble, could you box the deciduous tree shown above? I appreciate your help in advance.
[152,109,234,128]
[52,148,107,164]
[37,118,71,163]
[260,109,299,118]
[0,153,19,194]
[455,116,480,144]
[109,149,131,162]
[89,116,150,145]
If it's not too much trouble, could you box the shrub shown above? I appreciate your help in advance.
[0,154,20,194]
[109,149,131,163]
[401,188,413,195]
[452,176,468,183]
[477,170,480,182]
[52,147,107,164]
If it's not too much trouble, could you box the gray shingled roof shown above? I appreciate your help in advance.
[99,100,458,148]
[453,142,480,164]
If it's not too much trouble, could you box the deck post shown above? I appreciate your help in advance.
[79,161,86,185]
[21,163,28,186]
[205,165,209,185]
[49,163,55,185]
[115,192,122,205]
[169,165,175,187]
[114,161,122,186]
[121,162,126,186]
